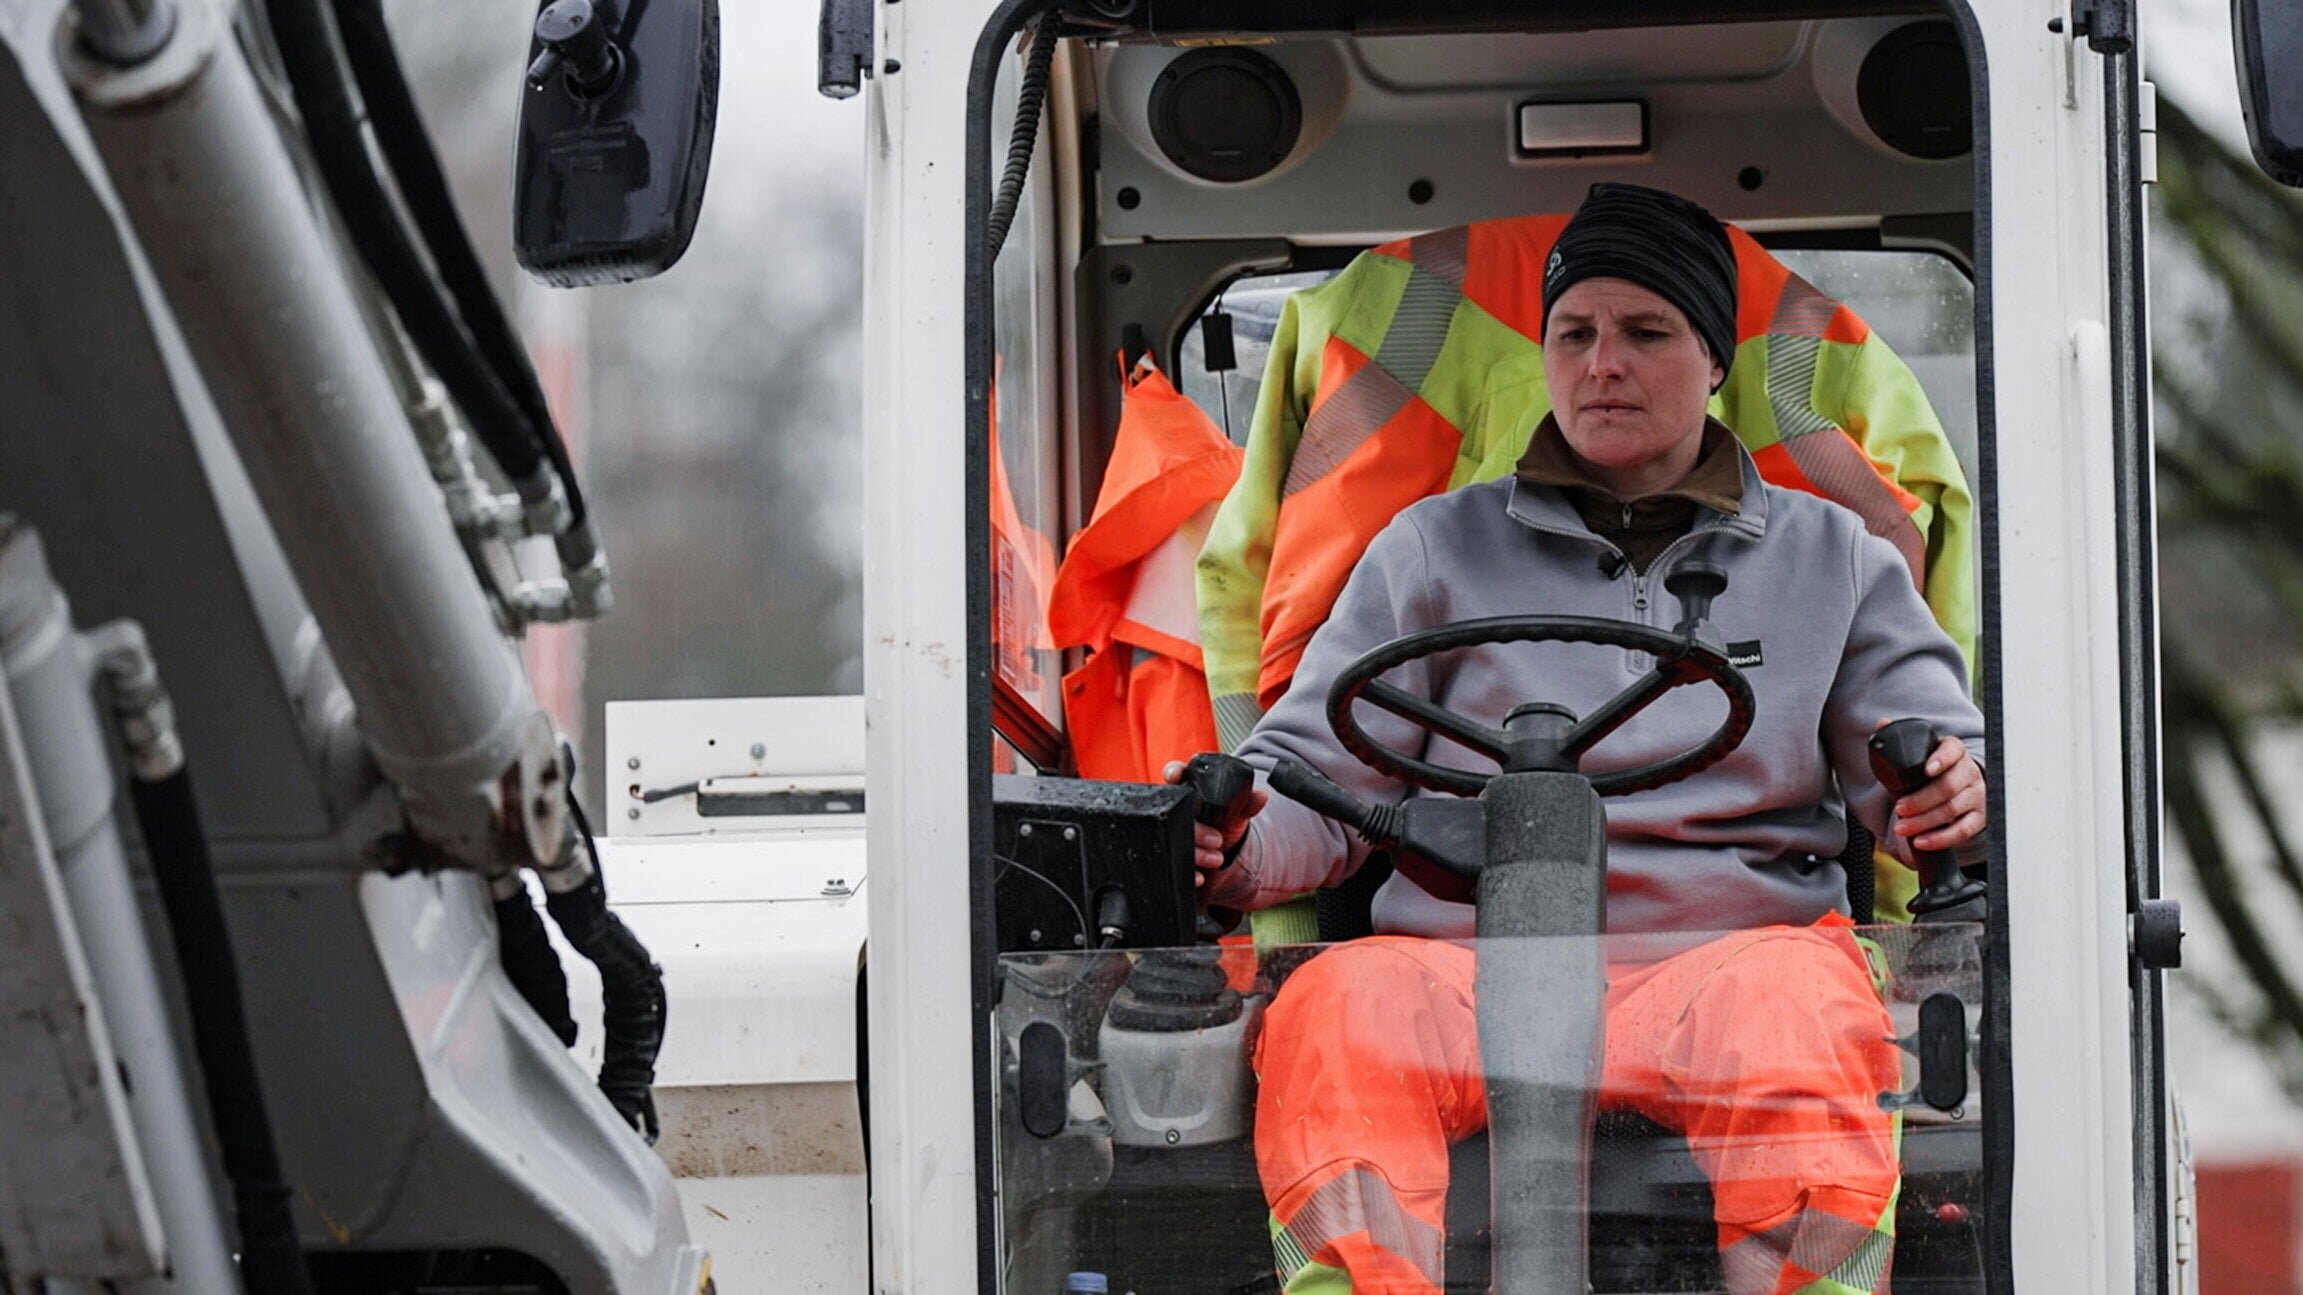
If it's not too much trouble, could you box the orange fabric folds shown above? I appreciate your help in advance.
[1255,922,1900,1294]
[1050,358,1244,781]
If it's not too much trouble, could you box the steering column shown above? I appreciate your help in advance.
[1269,561,1752,1294]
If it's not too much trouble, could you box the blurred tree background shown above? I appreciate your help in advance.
[2154,96,2303,1109]
[384,0,866,813]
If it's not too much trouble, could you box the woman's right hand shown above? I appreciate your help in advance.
[1163,760,1265,892]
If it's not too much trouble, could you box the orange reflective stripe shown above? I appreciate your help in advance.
[1728,228,1871,347]
[1750,436,1927,590]
[1285,338,1418,499]
[1262,391,1461,707]
[1717,1187,1897,1295]
[1273,1166,1448,1292]
[1457,214,1571,334]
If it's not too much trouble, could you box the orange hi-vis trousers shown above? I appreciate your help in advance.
[1253,919,1901,1295]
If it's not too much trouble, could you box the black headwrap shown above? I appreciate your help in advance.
[1541,183,1738,389]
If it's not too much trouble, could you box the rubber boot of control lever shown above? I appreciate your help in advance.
[1267,759,1398,847]
[1866,718,1986,919]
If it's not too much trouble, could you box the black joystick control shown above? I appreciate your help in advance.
[1664,560,1729,628]
[528,0,622,96]
[1866,718,1988,920]
[1182,752,1259,840]
[1183,752,1260,937]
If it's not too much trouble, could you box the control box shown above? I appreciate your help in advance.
[991,776,1197,952]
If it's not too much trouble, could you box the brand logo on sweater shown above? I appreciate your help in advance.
[1727,640,1764,668]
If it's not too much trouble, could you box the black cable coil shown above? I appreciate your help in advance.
[549,791,667,1142]
[495,886,579,1047]
[985,10,1061,261]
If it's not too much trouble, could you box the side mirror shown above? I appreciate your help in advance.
[514,0,720,285]
[2234,0,2303,185]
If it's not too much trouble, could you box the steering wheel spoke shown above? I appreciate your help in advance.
[1559,665,1676,760]
[1361,679,1512,762]
[1326,614,1753,799]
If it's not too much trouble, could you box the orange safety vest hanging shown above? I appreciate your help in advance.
[1049,355,1244,783]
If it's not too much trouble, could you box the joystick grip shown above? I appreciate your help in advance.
[1664,560,1728,625]
[1866,719,1986,920]
[1866,718,1937,795]
[1182,752,1258,838]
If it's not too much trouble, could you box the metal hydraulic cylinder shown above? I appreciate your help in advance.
[63,0,561,874]
[0,520,241,1295]
[1475,769,1609,1295]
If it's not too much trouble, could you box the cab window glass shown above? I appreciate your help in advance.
[990,46,1066,743]
[1771,249,1979,481]
[1176,270,1337,446]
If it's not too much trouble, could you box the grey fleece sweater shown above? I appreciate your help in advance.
[1212,446,1984,938]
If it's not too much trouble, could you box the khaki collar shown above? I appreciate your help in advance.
[1514,414,1744,514]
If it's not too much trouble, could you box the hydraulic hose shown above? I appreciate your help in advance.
[985,10,1060,261]
[548,790,667,1141]
[127,768,316,1295]
[495,885,580,1047]
[323,0,596,570]
[262,0,595,565]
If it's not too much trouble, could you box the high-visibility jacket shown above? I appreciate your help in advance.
[1049,357,1244,782]
[1195,215,1978,754]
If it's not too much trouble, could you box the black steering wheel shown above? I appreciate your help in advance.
[1329,598,1754,799]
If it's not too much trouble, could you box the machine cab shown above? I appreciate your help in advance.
[858,0,2169,1291]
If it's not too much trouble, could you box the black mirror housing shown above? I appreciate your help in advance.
[2234,0,2303,186]
[515,0,721,285]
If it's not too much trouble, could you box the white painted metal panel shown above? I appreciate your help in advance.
[569,836,868,1087]
[607,696,864,838]
[0,669,164,1280]
[668,1170,869,1294]
[1976,2,2142,1288]
[863,0,1000,1289]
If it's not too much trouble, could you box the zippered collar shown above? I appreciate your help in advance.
[1506,426,1770,552]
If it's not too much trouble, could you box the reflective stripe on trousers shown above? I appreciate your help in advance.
[1253,921,1901,1294]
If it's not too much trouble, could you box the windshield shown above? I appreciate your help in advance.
[996,924,1985,1294]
